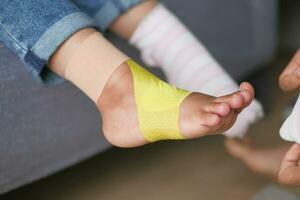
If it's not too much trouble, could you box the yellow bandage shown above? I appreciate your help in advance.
[127,60,191,142]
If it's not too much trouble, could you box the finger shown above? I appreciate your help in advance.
[279,165,300,187]
[278,144,300,186]
[280,143,300,170]
[281,49,300,74]
[279,49,300,91]
[279,73,300,92]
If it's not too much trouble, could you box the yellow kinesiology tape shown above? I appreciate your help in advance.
[126,60,191,142]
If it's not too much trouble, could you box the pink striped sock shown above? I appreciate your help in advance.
[130,4,263,137]
[280,94,300,143]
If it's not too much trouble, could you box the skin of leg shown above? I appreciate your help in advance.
[109,0,157,40]
[49,28,97,76]
[225,138,291,179]
[48,28,253,148]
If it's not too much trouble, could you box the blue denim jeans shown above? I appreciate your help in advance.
[0,0,144,84]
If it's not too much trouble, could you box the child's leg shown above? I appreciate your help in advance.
[109,1,264,137]
[0,0,253,148]
[225,139,290,178]
[48,27,254,147]
[0,0,254,147]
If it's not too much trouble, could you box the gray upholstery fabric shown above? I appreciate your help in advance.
[251,185,299,200]
[0,0,278,194]
[0,45,111,194]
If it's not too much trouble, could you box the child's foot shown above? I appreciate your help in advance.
[129,4,263,138]
[225,138,291,179]
[97,62,254,147]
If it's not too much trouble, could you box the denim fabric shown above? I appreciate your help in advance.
[0,0,144,85]
[73,0,144,30]
[0,0,94,84]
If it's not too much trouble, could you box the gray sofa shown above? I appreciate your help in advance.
[0,0,278,194]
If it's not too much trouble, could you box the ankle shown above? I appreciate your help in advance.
[50,30,129,102]
[97,62,133,109]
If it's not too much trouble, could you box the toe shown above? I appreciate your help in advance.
[240,82,255,98]
[239,82,255,106]
[204,102,231,117]
[202,112,221,126]
[215,91,245,110]
[215,82,255,111]
[231,93,245,109]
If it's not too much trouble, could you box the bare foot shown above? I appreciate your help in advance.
[225,138,291,178]
[98,62,254,147]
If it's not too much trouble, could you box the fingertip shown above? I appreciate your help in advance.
[296,68,300,77]
[278,76,286,91]
[291,143,300,151]
[279,73,300,92]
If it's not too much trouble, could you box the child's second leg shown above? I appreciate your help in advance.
[225,139,290,178]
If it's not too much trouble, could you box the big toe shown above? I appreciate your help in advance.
[239,82,255,106]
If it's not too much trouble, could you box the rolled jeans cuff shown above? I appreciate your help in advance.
[28,12,94,85]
